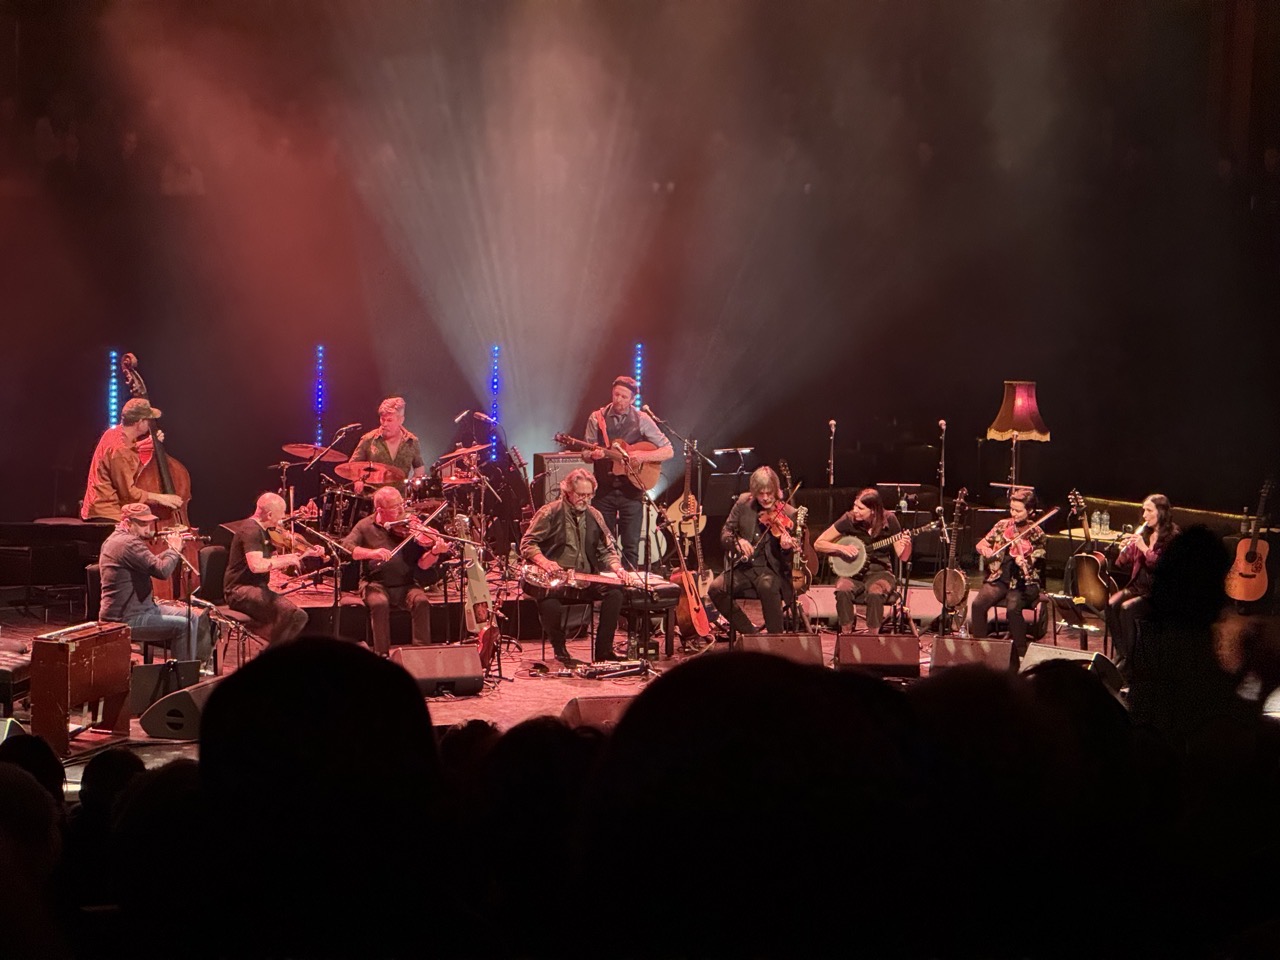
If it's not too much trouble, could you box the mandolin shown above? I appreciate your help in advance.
[1066,489,1115,610]
[553,433,661,490]
[829,521,940,578]
[778,460,818,589]
[1226,479,1273,603]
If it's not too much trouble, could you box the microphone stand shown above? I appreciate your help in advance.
[304,427,357,473]
[827,422,836,487]
[935,420,948,632]
[295,520,354,639]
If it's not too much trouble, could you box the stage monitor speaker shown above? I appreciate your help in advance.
[930,637,1013,673]
[138,675,224,740]
[734,632,825,666]
[532,452,582,507]
[835,633,920,679]
[1018,642,1124,694]
[560,694,635,730]
[0,717,26,743]
[129,660,201,716]
[390,645,483,697]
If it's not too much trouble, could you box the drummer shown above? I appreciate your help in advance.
[349,396,425,491]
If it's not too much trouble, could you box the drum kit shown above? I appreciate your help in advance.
[277,439,500,540]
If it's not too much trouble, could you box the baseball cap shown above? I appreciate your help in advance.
[122,398,162,424]
[120,502,158,522]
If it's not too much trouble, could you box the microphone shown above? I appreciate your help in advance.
[337,422,362,433]
[612,440,631,461]
[938,419,947,432]
[472,411,498,424]
[642,404,660,421]
[828,419,836,434]
[452,410,470,424]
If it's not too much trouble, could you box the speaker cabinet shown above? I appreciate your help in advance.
[1018,642,1124,694]
[733,632,825,666]
[138,675,224,740]
[560,694,634,730]
[835,633,920,678]
[533,452,583,507]
[930,637,1014,673]
[389,645,483,697]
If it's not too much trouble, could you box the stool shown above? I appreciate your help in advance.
[0,650,33,717]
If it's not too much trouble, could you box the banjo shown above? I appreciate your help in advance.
[828,520,939,578]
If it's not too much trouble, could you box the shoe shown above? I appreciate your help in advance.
[553,648,582,667]
[595,651,625,662]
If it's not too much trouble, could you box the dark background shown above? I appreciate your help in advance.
[1,0,1278,531]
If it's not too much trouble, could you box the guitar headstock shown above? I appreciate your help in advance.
[1067,488,1086,514]
[954,486,968,506]
[553,433,576,449]
[778,459,793,495]
[795,505,807,528]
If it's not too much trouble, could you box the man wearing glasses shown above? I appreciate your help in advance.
[520,468,639,665]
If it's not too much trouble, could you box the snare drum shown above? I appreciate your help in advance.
[320,488,373,536]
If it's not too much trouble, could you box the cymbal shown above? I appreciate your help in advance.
[334,460,406,484]
[439,442,493,462]
[408,497,447,514]
[441,476,476,487]
[282,443,347,463]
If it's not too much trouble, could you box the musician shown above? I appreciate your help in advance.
[342,487,451,656]
[349,396,426,487]
[581,376,673,568]
[971,487,1046,651]
[708,466,797,635]
[224,493,312,647]
[98,501,212,663]
[520,468,639,664]
[813,488,909,633]
[1108,494,1179,672]
[81,398,185,521]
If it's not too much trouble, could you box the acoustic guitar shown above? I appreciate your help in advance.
[1066,490,1115,610]
[1226,478,1273,603]
[553,433,661,490]
[778,460,818,590]
[829,521,939,578]
[665,441,707,538]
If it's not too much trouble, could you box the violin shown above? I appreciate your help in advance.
[758,501,794,538]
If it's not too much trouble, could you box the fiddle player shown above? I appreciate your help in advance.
[707,466,797,635]
[520,468,640,665]
[99,501,213,664]
[224,493,316,647]
[581,376,673,568]
[81,397,185,521]
[349,396,426,489]
[813,487,909,633]
[341,486,451,656]
[970,487,1046,652]
[1108,493,1179,676]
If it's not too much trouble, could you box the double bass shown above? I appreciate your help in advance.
[121,352,199,599]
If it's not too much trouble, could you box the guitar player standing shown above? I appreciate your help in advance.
[582,375,674,568]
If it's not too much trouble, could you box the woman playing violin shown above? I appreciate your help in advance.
[341,486,452,656]
[971,487,1046,652]
[708,466,797,635]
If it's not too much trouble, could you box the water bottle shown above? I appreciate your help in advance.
[1100,509,1111,535]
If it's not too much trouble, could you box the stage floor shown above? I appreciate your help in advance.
[0,587,1115,802]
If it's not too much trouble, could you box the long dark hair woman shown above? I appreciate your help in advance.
[1108,493,1180,679]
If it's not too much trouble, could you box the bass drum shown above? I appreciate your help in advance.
[320,488,373,536]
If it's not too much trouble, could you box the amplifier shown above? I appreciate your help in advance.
[533,452,583,507]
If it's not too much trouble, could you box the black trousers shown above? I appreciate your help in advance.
[708,565,787,635]
[1106,586,1149,666]
[835,570,896,632]
[536,584,625,660]
[225,585,309,647]
[593,484,643,569]
[364,582,432,657]
[970,580,1040,651]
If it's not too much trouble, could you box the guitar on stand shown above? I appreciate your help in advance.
[1226,478,1273,603]
[931,488,969,634]
[669,442,712,649]
[777,460,818,597]
[1066,489,1115,611]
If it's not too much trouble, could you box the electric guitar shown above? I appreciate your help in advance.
[829,521,939,578]
[1066,490,1115,610]
[1226,478,1273,603]
[553,433,661,490]
[931,488,969,610]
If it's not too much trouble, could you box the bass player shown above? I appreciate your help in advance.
[581,376,673,568]
[813,487,910,633]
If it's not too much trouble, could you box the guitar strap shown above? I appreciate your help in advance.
[594,408,611,448]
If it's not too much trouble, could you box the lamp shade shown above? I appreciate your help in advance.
[986,380,1050,442]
